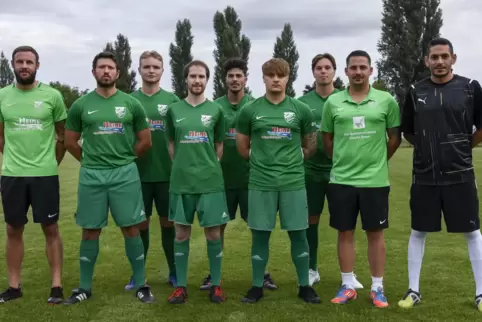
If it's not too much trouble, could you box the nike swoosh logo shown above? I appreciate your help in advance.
[256,116,265,120]
[88,110,98,114]
[379,219,387,224]
[176,118,185,122]
[48,213,58,218]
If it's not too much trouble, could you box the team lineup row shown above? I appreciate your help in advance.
[0,37,482,312]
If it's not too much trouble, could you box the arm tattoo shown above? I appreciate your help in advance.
[303,132,317,150]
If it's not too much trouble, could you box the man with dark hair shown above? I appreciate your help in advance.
[63,51,155,305]
[398,38,482,312]
[298,53,363,289]
[322,50,401,307]
[0,46,67,304]
[198,58,278,291]
[236,58,320,304]
[166,60,228,304]
[124,50,180,290]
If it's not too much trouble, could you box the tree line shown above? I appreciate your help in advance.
[0,1,442,108]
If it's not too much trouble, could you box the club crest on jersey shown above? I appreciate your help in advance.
[201,114,212,127]
[34,101,43,109]
[115,106,126,118]
[284,112,295,123]
[157,104,168,116]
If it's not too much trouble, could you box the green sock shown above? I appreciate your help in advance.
[161,226,176,276]
[124,235,146,288]
[307,223,319,270]
[140,228,150,264]
[251,230,271,287]
[174,239,190,287]
[79,239,99,291]
[289,230,310,287]
[207,238,223,286]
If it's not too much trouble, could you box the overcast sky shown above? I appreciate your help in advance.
[1,0,480,99]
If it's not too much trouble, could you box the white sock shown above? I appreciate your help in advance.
[465,230,482,295]
[341,272,354,289]
[408,229,427,293]
[371,276,383,291]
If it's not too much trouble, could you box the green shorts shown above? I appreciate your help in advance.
[306,177,329,216]
[225,188,248,221]
[169,192,229,227]
[248,189,308,231]
[76,162,146,229]
[142,182,169,217]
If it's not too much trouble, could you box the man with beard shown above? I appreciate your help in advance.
[124,50,180,290]
[199,57,278,291]
[166,60,228,304]
[236,58,320,304]
[63,51,155,305]
[398,38,482,311]
[298,53,363,289]
[0,46,67,304]
[322,50,401,308]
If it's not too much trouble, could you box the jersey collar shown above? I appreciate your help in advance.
[342,86,376,104]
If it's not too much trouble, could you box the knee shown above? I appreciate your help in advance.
[366,230,384,242]
[175,225,191,241]
[160,217,173,228]
[138,218,150,230]
[204,226,221,241]
[42,223,60,239]
[411,229,428,240]
[464,229,482,241]
[338,230,355,242]
[82,229,102,240]
[309,216,319,225]
[6,224,24,239]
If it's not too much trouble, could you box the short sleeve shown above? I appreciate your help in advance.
[52,91,67,122]
[472,80,482,130]
[0,90,7,122]
[172,94,181,104]
[386,95,401,128]
[400,90,415,134]
[165,105,175,141]
[214,107,226,142]
[65,99,83,132]
[235,103,253,135]
[321,98,334,133]
[298,101,316,136]
[131,99,149,133]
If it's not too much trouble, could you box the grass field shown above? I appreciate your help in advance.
[0,148,481,321]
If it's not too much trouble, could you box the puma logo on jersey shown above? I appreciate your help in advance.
[418,98,427,104]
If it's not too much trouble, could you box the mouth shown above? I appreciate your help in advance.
[20,71,30,77]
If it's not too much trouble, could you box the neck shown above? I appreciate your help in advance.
[227,90,244,104]
[141,82,160,96]
[186,93,206,106]
[265,91,286,104]
[96,86,117,98]
[16,80,38,91]
[315,83,335,98]
[431,72,454,84]
[349,83,370,95]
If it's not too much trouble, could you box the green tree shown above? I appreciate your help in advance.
[212,6,251,99]
[333,77,345,90]
[49,81,88,109]
[302,82,315,95]
[372,78,389,91]
[169,19,194,99]
[103,34,137,93]
[273,23,299,97]
[0,51,14,88]
[376,0,443,104]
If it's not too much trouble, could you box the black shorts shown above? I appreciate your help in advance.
[410,182,480,233]
[1,176,60,227]
[305,177,329,216]
[225,188,248,222]
[327,183,390,231]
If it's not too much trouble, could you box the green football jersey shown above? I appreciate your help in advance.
[165,99,226,194]
[321,87,400,187]
[236,96,316,191]
[215,94,254,189]
[0,83,67,176]
[65,90,149,169]
[298,89,339,181]
[131,88,180,182]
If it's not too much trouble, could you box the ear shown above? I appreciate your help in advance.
[115,69,120,80]
[36,61,40,71]
[369,66,373,76]
[344,67,349,77]
[452,53,457,65]
[424,56,429,68]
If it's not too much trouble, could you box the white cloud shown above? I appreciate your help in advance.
[0,0,480,98]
